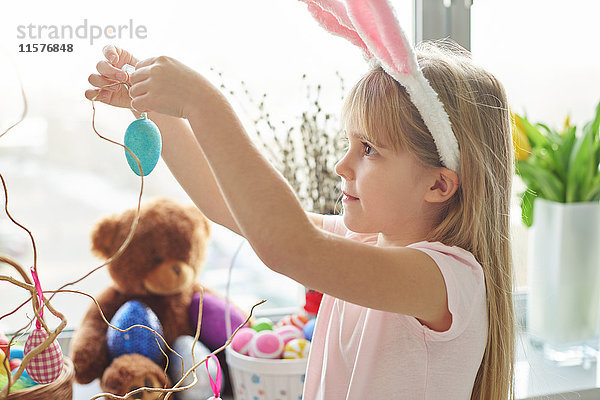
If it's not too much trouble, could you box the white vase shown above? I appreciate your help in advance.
[527,198,600,359]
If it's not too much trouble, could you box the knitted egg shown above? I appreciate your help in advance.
[0,372,37,392]
[9,358,21,371]
[274,325,303,347]
[107,300,164,364]
[251,317,274,332]
[275,314,309,330]
[303,318,316,341]
[283,338,311,359]
[248,331,284,359]
[0,351,8,373]
[230,327,256,356]
[23,327,64,384]
[124,115,162,176]
[0,332,8,355]
[9,345,24,360]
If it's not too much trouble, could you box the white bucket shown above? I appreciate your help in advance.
[225,347,308,400]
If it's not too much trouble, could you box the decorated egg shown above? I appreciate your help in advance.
[170,336,225,399]
[23,327,63,384]
[9,358,21,371]
[0,332,8,356]
[274,325,303,347]
[0,348,9,372]
[9,345,24,360]
[230,327,256,356]
[303,318,316,341]
[124,115,162,176]
[283,338,311,359]
[251,317,274,332]
[248,331,284,359]
[188,291,248,351]
[107,300,164,364]
[275,314,309,330]
[0,369,38,392]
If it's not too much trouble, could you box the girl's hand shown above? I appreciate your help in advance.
[85,45,139,109]
[128,56,208,119]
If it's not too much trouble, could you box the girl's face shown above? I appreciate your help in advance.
[335,124,435,243]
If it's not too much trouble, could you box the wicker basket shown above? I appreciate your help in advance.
[4,357,74,400]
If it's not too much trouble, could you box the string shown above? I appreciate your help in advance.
[206,354,222,398]
[225,240,246,339]
[30,266,44,329]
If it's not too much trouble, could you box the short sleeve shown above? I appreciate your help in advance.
[322,215,347,236]
[404,241,486,341]
[321,215,379,245]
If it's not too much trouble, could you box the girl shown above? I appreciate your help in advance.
[86,27,514,400]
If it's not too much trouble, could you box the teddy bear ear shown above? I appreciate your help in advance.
[90,215,121,258]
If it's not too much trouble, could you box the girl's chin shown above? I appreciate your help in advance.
[342,214,374,234]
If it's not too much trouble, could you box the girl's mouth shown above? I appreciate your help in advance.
[342,191,359,201]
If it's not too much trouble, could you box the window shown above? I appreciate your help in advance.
[0,1,413,332]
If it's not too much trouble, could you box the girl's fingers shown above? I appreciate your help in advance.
[96,60,128,82]
[102,45,139,69]
[128,81,149,98]
[85,88,110,102]
[134,56,158,70]
[129,66,151,85]
[88,74,122,91]
[84,89,99,101]
[130,92,150,114]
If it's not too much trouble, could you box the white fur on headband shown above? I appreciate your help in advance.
[300,0,461,173]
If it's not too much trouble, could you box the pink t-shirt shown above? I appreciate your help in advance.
[303,215,487,399]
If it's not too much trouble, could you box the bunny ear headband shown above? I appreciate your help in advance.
[299,0,461,173]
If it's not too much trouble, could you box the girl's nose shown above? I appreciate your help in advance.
[335,151,354,181]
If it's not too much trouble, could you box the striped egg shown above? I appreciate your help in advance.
[231,327,256,356]
[275,314,309,330]
[274,325,303,347]
[283,338,311,359]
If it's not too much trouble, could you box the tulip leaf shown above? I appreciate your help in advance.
[520,189,536,228]
[515,101,600,225]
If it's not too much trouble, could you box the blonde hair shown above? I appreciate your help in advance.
[342,40,515,399]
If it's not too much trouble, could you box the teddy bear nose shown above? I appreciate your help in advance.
[172,265,181,276]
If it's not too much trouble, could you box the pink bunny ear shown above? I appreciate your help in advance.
[299,0,461,173]
[301,0,372,57]
[345,0,415,75]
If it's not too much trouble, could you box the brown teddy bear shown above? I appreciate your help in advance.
[70,198,245,398]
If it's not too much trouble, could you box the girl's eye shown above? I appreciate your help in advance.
[361,141,377,156]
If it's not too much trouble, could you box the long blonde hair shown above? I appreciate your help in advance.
[341,40,515,399]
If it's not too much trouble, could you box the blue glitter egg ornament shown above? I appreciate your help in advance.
[124,115,162,176]
[107,300,164,364]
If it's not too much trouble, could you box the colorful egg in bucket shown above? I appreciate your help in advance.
[124,115,162,176]
[23,328,63,384]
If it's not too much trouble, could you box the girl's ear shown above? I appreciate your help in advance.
[424,168,460,203]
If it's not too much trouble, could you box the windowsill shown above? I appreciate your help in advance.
[65,328,600,399]
[516,332,600,399]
